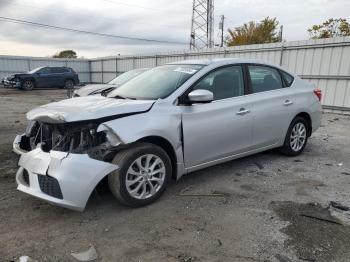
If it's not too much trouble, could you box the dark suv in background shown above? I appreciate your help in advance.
[2,66,80,90]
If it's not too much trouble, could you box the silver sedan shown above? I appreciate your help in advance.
[13,58,322,210]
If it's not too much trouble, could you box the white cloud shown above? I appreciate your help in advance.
[0,0,349,58]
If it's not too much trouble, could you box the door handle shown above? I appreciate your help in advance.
[236,108,250,115]
[283,100,294,106]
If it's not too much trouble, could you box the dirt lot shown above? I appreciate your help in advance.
[0,88,350,262]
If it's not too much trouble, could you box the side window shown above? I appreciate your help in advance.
[54,68,69,73]
[192,66,244,100]
[51,67,61,73]
[281,70,294,87]
[38,67,51,74]
[248,65,283,93]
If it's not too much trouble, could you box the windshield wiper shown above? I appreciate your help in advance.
[113,95,136,100]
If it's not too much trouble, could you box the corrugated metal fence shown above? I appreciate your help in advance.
[1,36,350,111]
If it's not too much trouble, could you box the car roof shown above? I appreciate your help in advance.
[167,58,286,71]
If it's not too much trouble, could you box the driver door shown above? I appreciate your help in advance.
[180,65,253,169]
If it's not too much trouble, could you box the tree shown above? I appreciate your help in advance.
[225,17,280,46]
[308,18,350,39]
[53,50,77,59]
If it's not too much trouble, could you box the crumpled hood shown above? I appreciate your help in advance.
[74,84,118,97]
[14,73,30,78]
[4,74,22,80]
[27,95,155,123]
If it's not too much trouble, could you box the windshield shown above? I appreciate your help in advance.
[107,64,203,100]
[108,69,148,85]
[27,67,43,74]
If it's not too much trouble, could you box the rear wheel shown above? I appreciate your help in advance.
[21,79,34,91]
[108,143,172,207]
[64,79,74,89]
[280,117,309,156]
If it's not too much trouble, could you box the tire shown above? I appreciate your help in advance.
[280,116,309,156]
[64,79,74,89]
[108,142,172,207]
[21,79,34,91]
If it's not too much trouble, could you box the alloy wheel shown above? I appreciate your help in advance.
[24,80,33,89]
[65,80,74,89]
[125,154,166,199]
[290,122,307,152]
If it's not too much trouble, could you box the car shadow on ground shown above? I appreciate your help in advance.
[85,148,283,212]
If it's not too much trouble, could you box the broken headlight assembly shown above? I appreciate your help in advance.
[23,120,120,161]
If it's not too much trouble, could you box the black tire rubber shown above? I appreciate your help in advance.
[64,79,74,89]
[280,116,310,156]
[21,79,34,91]
[108,142,172,207]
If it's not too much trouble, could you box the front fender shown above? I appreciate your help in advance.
[97,109,186,178]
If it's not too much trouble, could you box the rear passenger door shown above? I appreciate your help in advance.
[51,67,66,87]
[246,65,296,148]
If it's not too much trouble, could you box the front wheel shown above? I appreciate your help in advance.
[21,79,34,91]
[280,117,309,156]
[108,143,172,207]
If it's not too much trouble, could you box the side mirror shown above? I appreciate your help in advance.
[188,89,213,104]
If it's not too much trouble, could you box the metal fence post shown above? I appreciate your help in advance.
[279,43,285,66]
[101,60,104,83]
[115,58,118,77]
[223,48,228,58]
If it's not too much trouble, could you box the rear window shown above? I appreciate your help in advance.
[281,71,294,87]
[38,67,51,74]
[248,65,283,93]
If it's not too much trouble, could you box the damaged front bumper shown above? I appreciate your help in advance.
[3,78,20,87]
[14,134,118,211]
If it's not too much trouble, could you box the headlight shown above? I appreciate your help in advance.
[25,120,38,136]
[97,124,122,146]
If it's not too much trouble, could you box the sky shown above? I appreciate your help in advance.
[0,0,349,58]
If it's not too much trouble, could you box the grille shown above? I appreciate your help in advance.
[38,175,63,199]
[22,169,30,186]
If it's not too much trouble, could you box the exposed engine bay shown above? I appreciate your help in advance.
[21,120,117,161]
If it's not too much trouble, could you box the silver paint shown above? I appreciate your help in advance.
[13,58,322,211]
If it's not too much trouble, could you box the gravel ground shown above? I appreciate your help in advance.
[0,88,350,262]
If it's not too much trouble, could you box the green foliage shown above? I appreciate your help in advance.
[225,17,280,47]
[53,50,77,59]
[308,18,350,39]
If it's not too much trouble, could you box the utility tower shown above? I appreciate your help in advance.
[190,0,214,50]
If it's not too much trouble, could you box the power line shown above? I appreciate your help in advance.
[0,0,184,30]
[0,16,187,45]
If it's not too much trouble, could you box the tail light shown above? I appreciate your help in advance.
[314,88,322,101]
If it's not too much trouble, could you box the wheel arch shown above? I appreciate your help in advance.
[22,77,36,83]
[21,77,36,89]
[295,112,312,137]
[137,136,178,180]
[64,78,75,85]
